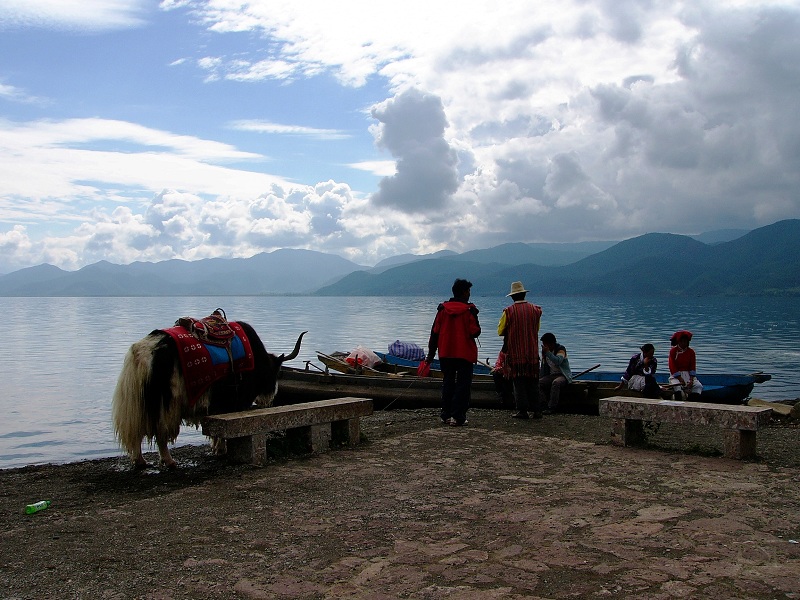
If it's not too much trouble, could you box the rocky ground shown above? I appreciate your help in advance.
[1,407,799,599]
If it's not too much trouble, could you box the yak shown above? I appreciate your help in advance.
[112,316,306,468]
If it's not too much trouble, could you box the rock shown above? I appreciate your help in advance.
[748,398,792,416]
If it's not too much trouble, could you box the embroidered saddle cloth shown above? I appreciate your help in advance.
[161,321,255,406]
[175,309,236,347]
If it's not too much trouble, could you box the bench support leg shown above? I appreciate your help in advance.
[723,429,757,460]
[227,434,267,466]
[331,418,361,447]
[287,424,332,453]
[610,418,645,447]
[309,423,332,452]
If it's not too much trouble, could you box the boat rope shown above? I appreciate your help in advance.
[381,374,429,412]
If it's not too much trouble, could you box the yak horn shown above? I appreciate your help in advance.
[280,331,307,363]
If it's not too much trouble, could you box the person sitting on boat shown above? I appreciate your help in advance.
[426,278,481,426]
[615,343,661,398]
[539,332,573,414]
[497,281,543,419]
[668,330,703,400]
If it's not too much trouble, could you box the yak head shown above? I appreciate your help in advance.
[207,325,307,413]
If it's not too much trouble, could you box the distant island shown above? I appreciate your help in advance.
[1,221,798,297]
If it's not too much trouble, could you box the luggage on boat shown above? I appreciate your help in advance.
[346,346,382,368]
[388,340,426,361]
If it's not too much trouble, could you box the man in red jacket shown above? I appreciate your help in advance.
[426,279,482,426]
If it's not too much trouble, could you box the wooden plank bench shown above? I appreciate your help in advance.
[201,397,373,465]
[598,396,773,459]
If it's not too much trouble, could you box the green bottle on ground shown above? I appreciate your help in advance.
[25,500,51,514]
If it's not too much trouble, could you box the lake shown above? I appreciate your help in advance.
[1,295,798,470]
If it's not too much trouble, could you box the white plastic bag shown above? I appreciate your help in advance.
[346,346,382,368]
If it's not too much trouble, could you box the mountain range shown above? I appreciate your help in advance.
[0,222,795,297]
[316,220,798,297]
[0,249,360,296]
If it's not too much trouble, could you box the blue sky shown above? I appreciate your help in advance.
[1,0,799,273]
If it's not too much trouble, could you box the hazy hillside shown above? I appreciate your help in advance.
[372,250,457,272]
[0,249,367,296]
[0,263,68,291]
[369,241,617,273]
[316,220,800,297]
[316,259,504,296]
[2,222,793,298]
[452,241,617,267]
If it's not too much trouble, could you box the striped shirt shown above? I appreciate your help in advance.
[497,301,542,378]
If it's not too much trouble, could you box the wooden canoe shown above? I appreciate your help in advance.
[277,364,603,413]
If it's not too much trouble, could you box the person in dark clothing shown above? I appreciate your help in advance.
[426,279,481,426]
[615,343,661,398]
[539,332,572,414]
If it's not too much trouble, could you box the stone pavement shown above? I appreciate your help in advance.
[200,424,800,598]
[3,416,800,599]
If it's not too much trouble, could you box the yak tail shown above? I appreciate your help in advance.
[112,336,157,457]
[279,331,308,363]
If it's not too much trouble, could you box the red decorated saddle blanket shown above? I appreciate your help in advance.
[161,321,255,406]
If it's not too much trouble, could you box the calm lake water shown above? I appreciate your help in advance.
[1,295,798,470]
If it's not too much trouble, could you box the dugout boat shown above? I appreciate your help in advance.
[576,371,772,405]
[301,352,771,409]
[279,360,609,414]
[275,364,504,410]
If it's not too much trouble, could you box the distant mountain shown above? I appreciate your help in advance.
[316,220,800,297]
[370,241,616,272]
[2,223,787,298]
[451,241,617,266]
[372,250,457,271]
[0,249,367,296]
[319,259,505,296]
[0,263,68,291]
[690,229,749,245]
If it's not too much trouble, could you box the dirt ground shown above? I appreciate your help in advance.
[1,407,800,600]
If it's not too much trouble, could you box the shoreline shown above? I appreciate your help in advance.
[1,396,798,473]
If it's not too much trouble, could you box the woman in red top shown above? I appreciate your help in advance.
[668,330,703,399]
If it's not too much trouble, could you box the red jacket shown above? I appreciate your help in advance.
[428,300,481,362]
[668,345,697,376]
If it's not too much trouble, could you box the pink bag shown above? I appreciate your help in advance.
[416,361,431,377]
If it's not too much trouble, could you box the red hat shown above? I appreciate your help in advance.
[670,330,693,344]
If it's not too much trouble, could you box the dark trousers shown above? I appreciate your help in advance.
[539,373,567,411]
[440,358,473,424]
[512,376,538,413]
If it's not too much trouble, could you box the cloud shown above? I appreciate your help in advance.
[0,118,286,212]
[369,89,460,213]
[348,161,397,177]
[0,81,43,104]
[3,0,800,273]
[230,120,350,140]
[0,0,148,31]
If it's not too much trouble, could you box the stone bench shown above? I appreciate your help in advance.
[598,396,773,459]
[201,397,374,465]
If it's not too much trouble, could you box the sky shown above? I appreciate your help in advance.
[1,0,799,273]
